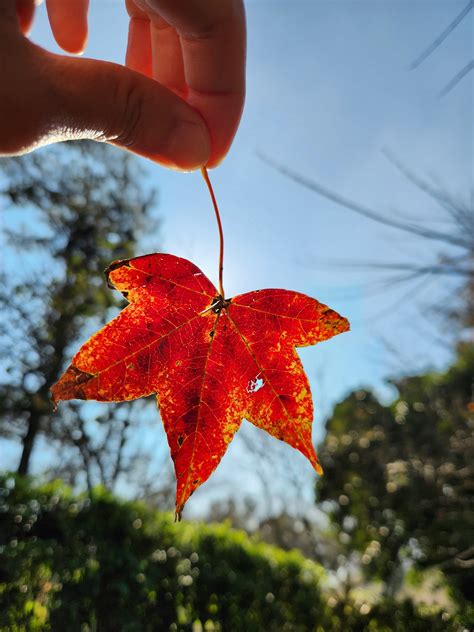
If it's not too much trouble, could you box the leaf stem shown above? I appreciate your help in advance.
[201,167,225,298]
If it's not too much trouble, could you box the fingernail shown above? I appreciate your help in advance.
[166,120,211,171]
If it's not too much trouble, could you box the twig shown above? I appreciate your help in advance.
[439,59,474,97]
[410,1,473,69]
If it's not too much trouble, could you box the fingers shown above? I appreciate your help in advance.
[146,0,246,93]
[45,52,210,169]
[154,0,246,167]
[127,0,246,167]
[2,0,242,170]
[126,17,153,77]
[16,0,36,34]
[126,1,187,94]
[46,0,89,54]
[149,21,186,95]
[154,0,246,166]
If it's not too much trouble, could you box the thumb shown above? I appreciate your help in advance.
[44,52,211,170]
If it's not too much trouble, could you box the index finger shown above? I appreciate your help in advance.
[145,0,246,167]
[46,0,89,54]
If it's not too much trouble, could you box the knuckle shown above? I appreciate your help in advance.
[109,77,145,149]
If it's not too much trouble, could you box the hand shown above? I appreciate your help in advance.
[0,0,246,170]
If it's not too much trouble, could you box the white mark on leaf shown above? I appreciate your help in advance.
[247,374,264,394]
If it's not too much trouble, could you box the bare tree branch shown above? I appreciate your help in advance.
[409,1,473,70]
[257,152,470,249]
[439,59,474,97]
[302,259,473,277]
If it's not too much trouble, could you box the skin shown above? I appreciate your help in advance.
[0,0,246,169]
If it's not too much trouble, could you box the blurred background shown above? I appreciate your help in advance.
[1,1,472,630]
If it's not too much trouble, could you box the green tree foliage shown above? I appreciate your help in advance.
[0,475,460,632]
[316,343,474,607]
[0,142,156,484]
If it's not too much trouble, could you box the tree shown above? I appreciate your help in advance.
[316,343,474,606]
[0,141,157,488]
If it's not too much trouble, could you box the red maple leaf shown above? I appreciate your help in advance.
[51,253,349,517]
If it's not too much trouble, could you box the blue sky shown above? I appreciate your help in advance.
[2,1,472,514]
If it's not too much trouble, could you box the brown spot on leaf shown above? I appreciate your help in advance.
[50,365,95,403]
[105,258,131,288]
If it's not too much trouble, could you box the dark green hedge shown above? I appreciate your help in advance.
[0,475,329,631]
[0,476,461,631]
